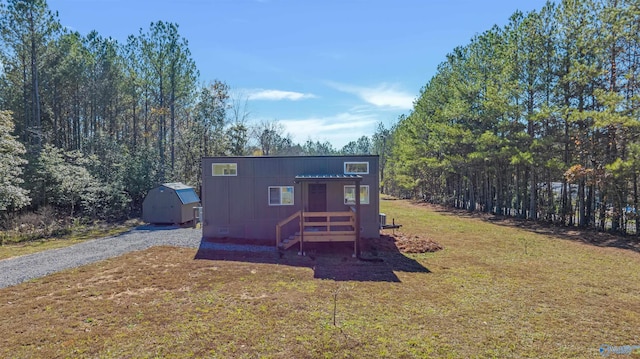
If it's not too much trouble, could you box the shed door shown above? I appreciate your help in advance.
[308,184,327,212]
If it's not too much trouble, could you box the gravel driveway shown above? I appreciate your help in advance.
[0,225,203,289]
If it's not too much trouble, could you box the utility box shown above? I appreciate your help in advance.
[379,213,387,227]
[142,182,201,224]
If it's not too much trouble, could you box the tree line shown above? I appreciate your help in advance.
[385,0,640,234]
[0,0,381,230]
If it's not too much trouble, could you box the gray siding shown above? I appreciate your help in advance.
[142,185,200,224]
[202,156,380,240]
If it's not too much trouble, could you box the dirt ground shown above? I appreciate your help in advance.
[367,233,443,254]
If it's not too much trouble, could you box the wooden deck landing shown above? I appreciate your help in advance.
[276,211,357,251]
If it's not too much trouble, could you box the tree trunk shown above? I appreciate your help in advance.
[586,184,596,228]
[578,179,586,227]
[634,171,639,236]
[132,90,138,149]
[599,186,607,231]
[546,170,553,222]
[30,7,42,152]
[529,166,537,220]
[515,167,521,217]
[170,85,176,173]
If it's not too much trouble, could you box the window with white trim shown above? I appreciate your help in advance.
[344,161,369,174]
[269,186,294,206]
[212,163,237,176]
[344,185,370,205]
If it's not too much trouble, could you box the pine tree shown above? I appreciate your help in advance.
[0,110,30,212]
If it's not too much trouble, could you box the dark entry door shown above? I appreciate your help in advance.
[308,184,327,212]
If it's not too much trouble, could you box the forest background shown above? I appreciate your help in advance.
[2,0,639,238]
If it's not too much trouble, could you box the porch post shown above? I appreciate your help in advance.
[299,182,305,256]
[355,180,361,257]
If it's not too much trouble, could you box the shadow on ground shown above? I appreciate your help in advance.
[419,201,640,252]
[194,236,430,283]
[134,225,180,231]
[134,223,195,231]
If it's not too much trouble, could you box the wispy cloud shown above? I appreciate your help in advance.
[278,112,377,147]
[327,82,415,110]
[246,89,317,101]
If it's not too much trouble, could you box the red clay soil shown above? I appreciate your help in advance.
[369,233,444,254]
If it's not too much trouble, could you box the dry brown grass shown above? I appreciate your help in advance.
[1,200,640,358]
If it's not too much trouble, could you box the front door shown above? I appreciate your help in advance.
[308,183,327,212]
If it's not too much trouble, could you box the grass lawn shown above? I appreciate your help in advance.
[1,200,640,358]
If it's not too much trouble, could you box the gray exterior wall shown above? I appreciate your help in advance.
[201,156,380,240]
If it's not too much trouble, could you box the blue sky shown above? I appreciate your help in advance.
[48,0,550,148]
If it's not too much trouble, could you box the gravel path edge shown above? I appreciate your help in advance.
[0,226,202,289]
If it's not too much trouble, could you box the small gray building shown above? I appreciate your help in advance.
[142,182,201,224]
[201,156,380,255]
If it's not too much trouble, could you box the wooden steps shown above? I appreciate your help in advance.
[276,211,357,252]
[279,232,300,250]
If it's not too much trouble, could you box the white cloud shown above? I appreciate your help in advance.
[327,82,415,110]
[278,112,377,148]
[246,89,316,101]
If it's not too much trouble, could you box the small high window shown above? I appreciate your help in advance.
[344,185,370,205]
[344,161,369,174]
[212,163,237,176]
[269,186,294,206]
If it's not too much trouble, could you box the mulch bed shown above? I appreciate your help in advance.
[370,233,443,254]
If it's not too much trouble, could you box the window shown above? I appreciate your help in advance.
[212,163,237,176]
[344,161,369,174]
[269,186,294,206]
[344,185,370,205]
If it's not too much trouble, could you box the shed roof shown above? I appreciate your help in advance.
[294,174,363,183]
[159,182,200,204]
[175,189,200,204]
[162,182,193,190]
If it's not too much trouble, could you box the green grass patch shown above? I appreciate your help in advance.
[1,200,639,358]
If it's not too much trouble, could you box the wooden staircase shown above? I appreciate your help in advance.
[276,210,357,254]
[276,211,302,250]
[279,232,300,250]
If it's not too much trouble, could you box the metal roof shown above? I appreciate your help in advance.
[162,182,193,190]
[175,189,200,204]
[294,174,363,182]
[160,182,200,204]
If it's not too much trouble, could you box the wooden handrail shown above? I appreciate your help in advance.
[280,210,302,226]
[302,211,355,233]
[276,210,357,249]
[276,210,301,248]
[302,211,353,217]
[303,230,355,236]
[302,221,353,226]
